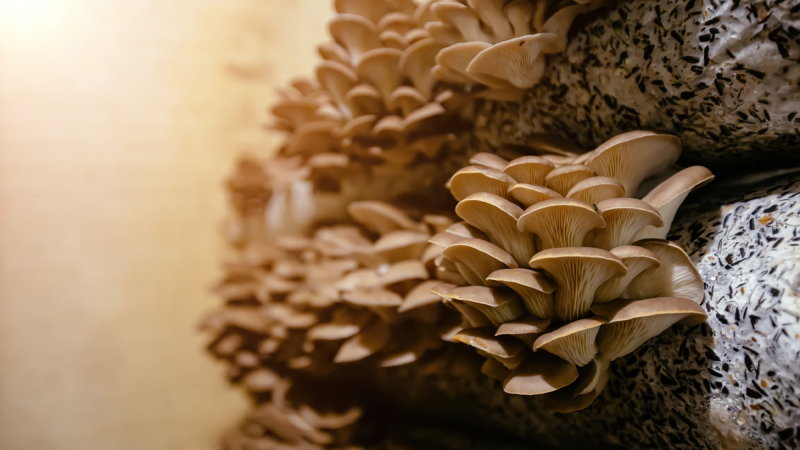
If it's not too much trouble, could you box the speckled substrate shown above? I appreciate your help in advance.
[378,170,800,450]
[475,0,800,166]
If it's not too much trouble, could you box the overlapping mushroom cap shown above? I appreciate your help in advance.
[203,200,475,397]
[433,130,712,411]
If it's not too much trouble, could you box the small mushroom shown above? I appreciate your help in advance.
[586,131,682,197]
[443,238,518,286]
[545,164,596,196]
[467,34,554,89]
[529,247,627,321]
[447,285,525,326]
[379,30,409,50]
[502,155,556,185]
[445,221,489,240]
[347,201,422,235]
[316,61,359,116]
[633,166,715,240]
[401,102,446,131]
[454,326,526,369]
[517,198,606,250]
[377,12,417,35]
[318,41,352,67]
[425,22,464,46]
[399,38,445,99]
[436,42,513,88]
[398,279,444,312]
[467,0,514,41]
[404,28,431,44]
[357,48,403,103]
[508,183,562,208]
[469,152,510,171]
[456,193,535,267]
[329,14,379,65]
[591,297,708,361]
[503,351,579,395]
[448,165,517,201]
[504,0,536,37]
[625,239,704,304]
[431,2,492,43]
[333,316,391,363]
[486,268,556,320]
[372,230,430,263]
[481,357,511,380]
[594,245,661,303]
[334,0,391,24]
[566,176,625,205]
[388,85,426,116]
[593,198,664,250]
[495,315,550,347]
[533,317,607,366]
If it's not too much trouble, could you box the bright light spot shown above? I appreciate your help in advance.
[0,0,67,44]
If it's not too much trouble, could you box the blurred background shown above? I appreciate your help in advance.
[0,1,332,448]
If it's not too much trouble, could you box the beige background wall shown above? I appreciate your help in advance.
[0,1,331,448]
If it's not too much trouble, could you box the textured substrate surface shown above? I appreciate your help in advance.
[475,0,800,166]
[382,170,800,450]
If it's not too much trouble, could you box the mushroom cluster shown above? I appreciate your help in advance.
[426,0,604,100]
[264,0,483,233]
[203,198,477,397]
[429,130,714,411]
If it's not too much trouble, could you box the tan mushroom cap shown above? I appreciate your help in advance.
[503,155,556,186]
[503,351,579,395]
[344,85,383,117]
[398,279,444,312]
[423,214,454,234]
[436,42,513,88]
[533,317,607,366]
[347,201,421,235]
[378,11,417,34]
[508,183,562,208]
[402,102,446,131]
[316,60,359,114]
[456,193,535,267]
[624,239,704,304]
[454,326,526,369]
[594,245,661,304]
[372,115,405,141]
[447,285,525,326]
[496,315,551,347]
[481,357,512,380]
[399,38,445,99]
[529,247,627,322]
[586,131,682,197]
[543,365,610,413]
[445,221,489,240]
[539,3,590,53]
[388,85,426,116]
[318,40,352,67]
[339,114,377,138]
[372,230,430,263]
[271,99,318,130]
[357,48,403,103]
[286,121,338,155]
[468,0,514,41]
[329,14,379,65]
[467,34,554,89]
[486,268,556,320]
[428,231,466,248]
[426,22,464,46]
[404,28,431,44]
[566,176,625,205]
[633,166,715,241]
[545,164,596,196]
[592,297,708,361]
[470,152,509,171]
[333,316,391,363]
[448,165,516,201]
[431,2,492,43]
[593,198,664,250]
[380,30,410,50]
[378,260,429,286]
[505,0,536,37]
[517,198,606,250]
[306,307,372,341]
[334,0,392,24]
[443,238,518,286]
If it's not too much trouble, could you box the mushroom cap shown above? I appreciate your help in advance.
[431,1,492,43]
[486,268,556,320]
[436,42,513,88]
[634,166,715,241]
[503,155,556,186]
[539,3,589,53]
[378,11,417,34]
[586,131,681,197]
[316,60,359,111]
[496,315,551,347]
[426,22,464,46]
[533,317,607,366]
[467,0,514,41]
[448,165,516,201]
[347,201,421,235]
[544,164,596,196]
[388,85,426,115]
[592,297,708,361]
[454,326,525,360]
[470,152,510,171]
[508,183,562,208]
[529,247,627,322]
[357,48,403,102]
[517,198,606,250]
[399,279,444,312]
[504,0,536,37]
[445,221,489,240]
[455,192,534,267]
[566,176,625,205]
[341,289,404,308]
[401,101,446,131]
[318,40,352,66]
[372,230,430,263]
[428,231,466,248]
[378,260,429,286]
[443,238,518,286]
[380,30,410,50]
[333,316,391,363]
[467,34,554,89]
[329,14,379,64]
[334,0,392,24]
[339,113,377,137]
[446,285,525,326]
[481,357,512,380]
[404,28,431,44]
[503,351,579,395]
[372,115,405,141]
[594,245,661,303]
[625,239,705,304]
[593,198,664,250]
[399,38,445,99]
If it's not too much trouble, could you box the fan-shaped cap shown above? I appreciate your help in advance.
[566,176,625,205]
[456,193,535,267]
[357,48,403,102]
[593,198,664,250]
[307,307,372,341]
[496,315,550,347]
[347,201,421,235]
[372,115,405,142]
[446,221,489,240]
[316,60,359,115]
[398,279,444,312]
[470,152,509,171]
[481,357,512,380]
[318,41,352,66]
[401,101,446,131]
[431,2,492,43]
[428,231,466,248]
[329,14,379,65]
[571,356,610,397]
[443,238,518,286]
[503,155,556,185]
[592,297,708,361]
[399,38,445,99]
[625,239,704,303]
[378,260,429,286]
[272,99,318,130]
[587,131,682,197]
[380,30,409,50]
[503,351,579,395]
[517,198,606,250]
[447,286,525,328]
[339,114,377,137]
[543,363,610,412]
[286,122,338,155]
[448,165,516,201]
[426,22,464,46]
[533,317,607,366]
[468,0,514,41]
[378,12,417,34]
[545,164,596,196]
[594,245,661,303]
[333,316,391,363]
[540,2,598,54]
[467,34,555,89]
[334,0,392,24]
[486,268,556,320]
[404,28,431,44]
[388,85,426,116]
[436,42,513,88]
[634,166,715,240]
[372,230,430,263]
[504,0,536,37]
[508,183,562,208]
[529,247,627,322]
[454,327,526,369]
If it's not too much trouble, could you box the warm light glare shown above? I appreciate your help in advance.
[0,0,67,43]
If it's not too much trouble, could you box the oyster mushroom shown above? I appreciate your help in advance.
[544,164,596,196]
[329,14,380,65]
[486,268,556,320]
[503,351,579,395]
[357,48,403,102]
[449,165,516,201]
[566,176,625,205]
[594,245,661,303]
[454,326,526,369]
[502,155,556,186]
[625,239,705,304]
[507,183,562,208]
[517,198,605,250]
[593,198,664,250]
[443,238,518,286]
[532,317,607,366]
[456,193,534,267]
[333,315,391,363]
[495,315,550,347]
[467,34,553,89]
[446,285,525,326]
